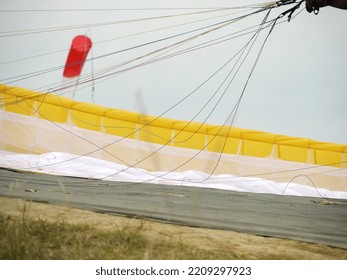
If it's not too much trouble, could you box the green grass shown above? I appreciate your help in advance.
[0,211,239,260]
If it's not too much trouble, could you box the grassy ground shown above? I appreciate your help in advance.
[0,211,237,260]
[1,196,347,260]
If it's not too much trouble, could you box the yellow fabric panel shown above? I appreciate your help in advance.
[173,120,204,132]
[138,125,172,145]
[278,144,308,163]
[136,116,173,145]
[172,121,206,150]
[276,136,312,148]
[311,142,346,153]
[103,117,137,139]
[206,135,240,154]
[242,129,277,144]
[70,109,102,132]
[242,139,274,158]
[70,102,107,132]
[139,115,174,129]
[342,154,347,169]
[172,130,206,150]
[0,85,73,118]
[37,102,68,123]
[37,93,74,109]
[315,149,344,167]
[172,120,211,135]
[207,125,242,138]
[205,125,241,154]
[35,94,73,123]
[71,102,107,117]
[1,92,35,116]
[104,108,139,123]
[155,117,175,129]
[240,130,277,158]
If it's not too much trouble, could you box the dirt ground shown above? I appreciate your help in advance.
[1,196,346,259]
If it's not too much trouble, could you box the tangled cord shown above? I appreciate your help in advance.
[278,0,306,21]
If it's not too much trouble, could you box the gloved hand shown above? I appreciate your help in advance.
[305,0,327,13]
[306,0,347,13]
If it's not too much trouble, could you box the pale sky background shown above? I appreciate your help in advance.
[1,0,346,144]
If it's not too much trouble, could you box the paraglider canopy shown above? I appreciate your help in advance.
[63,35,92,78]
